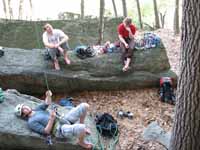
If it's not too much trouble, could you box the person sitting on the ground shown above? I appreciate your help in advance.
[42,23,71,70]
[117,17,136,72]
[14,90,93,149]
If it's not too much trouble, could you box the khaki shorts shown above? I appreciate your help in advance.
[54,103,88,138]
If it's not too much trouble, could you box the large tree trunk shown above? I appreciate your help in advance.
[81,0,84,19]
[18,0,24,20]
[29,0,33,20]
[135,0,143,29]
[153,0,160,28]
[170,0,200,150]
[98,0,105,45]
[173,0,180,34]
[2,0,8,19]
[112,0,118,18]
[122,0,127,17]
[8,0,13,19]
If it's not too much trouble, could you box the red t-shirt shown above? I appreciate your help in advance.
[117,23,136,38]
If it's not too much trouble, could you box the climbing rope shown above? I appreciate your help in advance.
[44,72,50,90]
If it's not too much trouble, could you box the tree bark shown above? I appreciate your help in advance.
[81,0,84,19]
[170,0,200,150]
[112,0,118,18]
[160,11,166,28]
[18,0,24,20]
[98,0,105,45]
[2,0,8,19]
[173,0,180,34]
[122,0,127,17]
[136,0,143,29]
[8,0,13,19]
[153,0,160,28]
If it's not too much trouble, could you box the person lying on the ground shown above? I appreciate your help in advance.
[118,17,136,72]
[42,23,71,70]
[92,40,120,54]
[14,90,93,149]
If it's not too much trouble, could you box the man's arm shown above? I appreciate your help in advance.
[44,110,56,134]
[55,30,69,48]
[125,26,134,39]
[57,34,69,46]
[118,34,129,48]
[45,90,52,105]
[28,110,56,135]
[42,34,55,49]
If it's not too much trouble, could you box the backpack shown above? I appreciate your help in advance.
[0,49,4,57]
[74,45,96,59]
[59,97,74,109]
[159,77,176,105]
[44,49,51,60]
[95,113,118,137]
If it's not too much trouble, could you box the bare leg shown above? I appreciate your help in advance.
[64,51,71,65]
[78,129,93,149]
[80,103,89,123]
[53,59,60,70]
[58,46,64,54]
[122,58,131,72]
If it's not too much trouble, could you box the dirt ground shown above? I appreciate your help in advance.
[54,29,181,150]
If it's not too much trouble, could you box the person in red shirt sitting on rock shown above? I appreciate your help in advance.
[117,17,136,72]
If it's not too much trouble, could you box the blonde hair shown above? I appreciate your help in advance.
[123,17,132,25]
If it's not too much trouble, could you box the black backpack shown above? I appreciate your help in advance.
[159,77,176,105]
[75,45,96,59]
[95,113,118,137]
[0,49,4,57]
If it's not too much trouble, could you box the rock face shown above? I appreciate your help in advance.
[0,89,99,150]
[0,46,176,94]
[0,18,121,49]
[142,121,171,149]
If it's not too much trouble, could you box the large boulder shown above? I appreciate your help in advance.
[0,89,99,150]
[0,45,176,95]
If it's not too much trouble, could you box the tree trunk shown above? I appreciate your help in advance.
[29,0,33,20]
[2,0,8,19]
[153,0,160,28]
[98,0,105,45]
[112,0,118,18]
[18,0,24,20]
[160,11,166,28]
[170,0,200,150]
[8,0,13,19]
[122,0,127,17]
[135,0,143,29]
[173,0,180,34]
[81,0,84,19]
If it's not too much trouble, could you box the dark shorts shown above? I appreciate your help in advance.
[47,42,69,60]
[120,38,135,64]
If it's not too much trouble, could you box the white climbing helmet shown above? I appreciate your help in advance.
[15,104,24,117]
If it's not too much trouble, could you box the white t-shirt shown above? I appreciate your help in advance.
[43,29,65,45]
